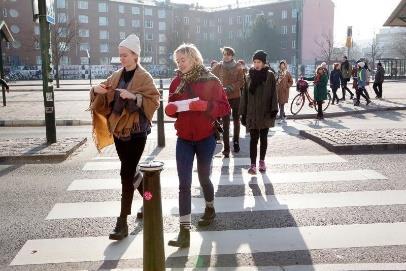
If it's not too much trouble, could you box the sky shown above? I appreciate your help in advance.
[170,0,401,47]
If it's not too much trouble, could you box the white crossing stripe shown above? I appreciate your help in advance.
[82,155,347,171]
[10,222,406,266]
[46,190,406,219]
[78,264,406,271]
[68,169,386,190]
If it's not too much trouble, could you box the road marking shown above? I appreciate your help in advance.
[83,155,347,171]
[11,222,406,266]
[46,190,405,219]
[68,169,386,190]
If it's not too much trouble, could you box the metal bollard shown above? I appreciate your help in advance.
[139,161,165,271]
[157,79,165,147]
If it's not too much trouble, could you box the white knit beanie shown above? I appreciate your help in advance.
[119,34,141,56]
[358,61,365,68]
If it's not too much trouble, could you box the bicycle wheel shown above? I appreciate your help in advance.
[290,93,305,115]
[323,92,332,111]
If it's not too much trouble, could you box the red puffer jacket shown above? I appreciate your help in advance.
[167,76,230,141]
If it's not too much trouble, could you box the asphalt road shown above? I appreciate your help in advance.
[0,111,406,270]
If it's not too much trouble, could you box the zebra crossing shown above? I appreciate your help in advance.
[10,152,406,270]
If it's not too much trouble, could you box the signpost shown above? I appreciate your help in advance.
[35,0,56,143]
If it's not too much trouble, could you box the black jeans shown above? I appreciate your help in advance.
[341,79,353,98]
[356,87,369,102]
[222,97,240,153]
[331,86,340,104]
[317,101,323,117]
[249,128,269,165]
[114,135,147,216]
[373,82,383,98]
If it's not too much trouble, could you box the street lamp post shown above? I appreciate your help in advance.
[86,49,92,86]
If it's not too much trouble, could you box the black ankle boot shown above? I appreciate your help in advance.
[233,141,240,153]
[168,226,190,248]
[109,217,128,240]
[198,207,216,227]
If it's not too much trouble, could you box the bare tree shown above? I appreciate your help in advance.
[314,33,334,71]
[366,37,383,73]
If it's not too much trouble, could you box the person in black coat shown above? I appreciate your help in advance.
[0,78,9,92]
[330,63,341,104]
[373,62,385,99]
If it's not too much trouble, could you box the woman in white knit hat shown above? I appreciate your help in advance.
[90,34,160,240]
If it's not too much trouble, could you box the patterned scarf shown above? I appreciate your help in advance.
[174,64,214,94]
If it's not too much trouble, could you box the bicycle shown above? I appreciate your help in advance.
[290,78,331,115]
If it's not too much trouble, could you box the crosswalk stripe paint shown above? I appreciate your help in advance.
[78,264,406,271]
[67,169,386,191]
[46,190,406,219]
[82,155,347,171]
[10,222,406,266]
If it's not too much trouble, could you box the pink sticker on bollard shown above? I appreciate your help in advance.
[144,191,153,201]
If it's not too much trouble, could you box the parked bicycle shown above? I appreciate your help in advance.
[290,77,331,115]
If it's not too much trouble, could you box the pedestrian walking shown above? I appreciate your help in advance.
[90,34,160,240]
[212,47,245,157]
[340,56,354,100]
[240,50,278,175]
[276,60,293,124]
[303,65,329,119]
[373,62,385,98]
[354,61,371,106]
[164,43,230,248]
[330,63,341,105]
[0,78,9,92]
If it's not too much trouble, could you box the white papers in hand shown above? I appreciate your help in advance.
[170,97,199,112]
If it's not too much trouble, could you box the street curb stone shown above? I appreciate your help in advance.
[299,128,406,154]
[0,137,87,162]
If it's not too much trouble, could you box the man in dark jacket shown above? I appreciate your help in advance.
[0,78,9,93]
[340,56,354,100]
[373,62,385,99]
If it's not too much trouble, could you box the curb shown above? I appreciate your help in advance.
[1,106,406,127]
[299,130,406,154]
[0,137,87,163]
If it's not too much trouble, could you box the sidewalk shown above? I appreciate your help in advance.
[1,82,405,127]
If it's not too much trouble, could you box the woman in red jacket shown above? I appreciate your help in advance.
[165,43,230,248]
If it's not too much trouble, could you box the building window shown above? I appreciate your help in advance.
[58,12,67,23]
[98,2,108,12]
[228,31,233,40]
[183,17,189,24]
[209,33,214,40]
[244,15,251,25]
[78,1,88,9]
[145,43,153,53]
[204,19,208,25]
[159,22,166,31]
[120,32,126,40]
[159,34,166,43]
[281,25,288,35]
[145,20,153,28]
[118,5,125,13]
[78,15,88,23]
[292,25,296,34]
[237,30,243,38]
[132,7,140,14]
[100,43,109,53]
[144,8,152,16]
[158,9,166,18]
[268,11,274,16]
[281,40,288,49]
[146,33,153,40]
[56,0,66,9]
[36,56,42,65]
[80,43,89,51]
[34,25,40,35]
[132,19,140,28]
[282,10,287,19]
[217,18,222,24]
[218,25,222,33]
[119,18,125,27]
[99,17,108,26]
[60,56,70,65]
[99,30,109,39]
[59,27,68,37]
[196,25,200,33]
[2,8,7,17]
[237,16,242,24]
[159,46,166,54]
[80,57,89,64]
[100,57,109,65]
[229,17,233,25]
[203,32,208,40]
[159,57,167,65]
[292,40,296,49]
[79,29,89,37]
[34,41,40,50]
[292,8,298,18]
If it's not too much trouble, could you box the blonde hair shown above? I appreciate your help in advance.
[173,43,204,66]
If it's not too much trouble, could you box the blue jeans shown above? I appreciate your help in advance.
[176,135,216,218]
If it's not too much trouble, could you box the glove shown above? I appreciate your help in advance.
[189,100,208,111]
[134,93,143,108]
[165,103,178,116]
[224,85,233,93]
[241,115,246,126]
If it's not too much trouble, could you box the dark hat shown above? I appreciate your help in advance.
[252,50,267,63]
